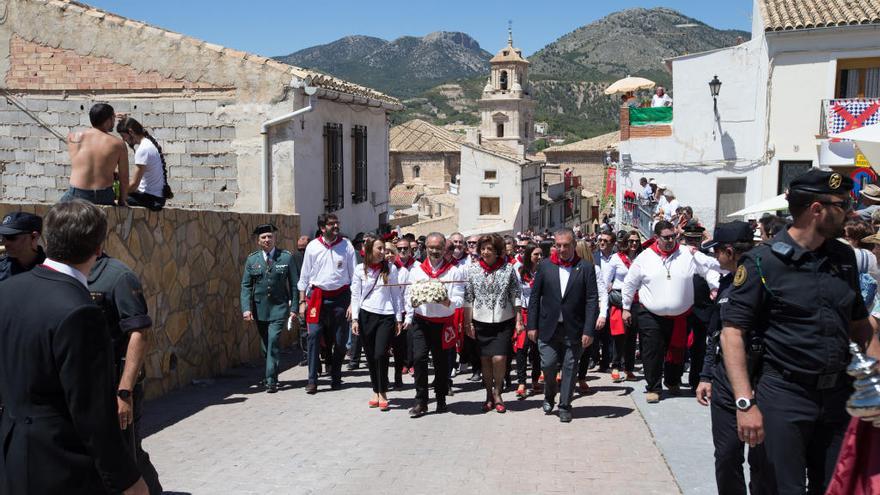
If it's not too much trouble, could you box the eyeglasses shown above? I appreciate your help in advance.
[597,238,611,244]
[396,246,410,251]
[659,234,676,241]
[466,241,477,245]
[628,239,640,244]
[818,199,852,210]
[0,233,22,242]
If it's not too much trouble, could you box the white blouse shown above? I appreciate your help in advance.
[351,263,402,321]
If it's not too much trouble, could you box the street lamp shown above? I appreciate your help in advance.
[709,75,722,112]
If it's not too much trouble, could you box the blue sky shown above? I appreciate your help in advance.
[84,0,754,57]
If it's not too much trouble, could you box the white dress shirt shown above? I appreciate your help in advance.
[622,245,719,316]
[351,263,402,321]
[262,248,276,263]
[43,258,89,288]
[606,252,631,291]
[404,260,465,325]
[296,236,357,292]
[651,93,673,107]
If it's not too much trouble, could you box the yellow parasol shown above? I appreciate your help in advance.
[604,76,656,96]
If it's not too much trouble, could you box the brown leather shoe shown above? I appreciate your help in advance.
[408,403,428,418]
[305,383,318,395]
[646,392,660,403]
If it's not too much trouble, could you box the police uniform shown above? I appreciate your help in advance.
[722,170,867,494]
[240,224,299,392]
[700,222,767,495]
[0,212,46,282]
[88,253,163,495]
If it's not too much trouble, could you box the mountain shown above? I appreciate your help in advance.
[274,32,492,97]
[274,8,749,141]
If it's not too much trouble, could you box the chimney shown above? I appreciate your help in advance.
[465,128,481,145]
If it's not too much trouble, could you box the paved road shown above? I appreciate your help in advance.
[142,350,696,494]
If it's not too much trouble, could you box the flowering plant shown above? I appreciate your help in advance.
[409,279,448,307]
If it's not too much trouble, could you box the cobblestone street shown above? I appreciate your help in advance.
[140,350,714,494]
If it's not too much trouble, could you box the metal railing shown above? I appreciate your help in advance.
[623,197,655,239]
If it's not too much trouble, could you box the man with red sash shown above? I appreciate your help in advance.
[403,232,465,418]
[297,213,357,394]
[622,220,718,403]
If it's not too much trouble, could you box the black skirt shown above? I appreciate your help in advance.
[474,318,514,357]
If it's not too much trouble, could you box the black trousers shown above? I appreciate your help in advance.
[460,334,480,371]
[411,317,449,404]
[515,338,540,385]
[757,367,850,494]
[127,381,163,495]
[611,304,638,372]
[687,314,708,388]
[359,310,396,393]
[636,306,683,392]
[710,366,768,495]
[391,328,407,384]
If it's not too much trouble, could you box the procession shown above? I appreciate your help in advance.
[5,0,880,494]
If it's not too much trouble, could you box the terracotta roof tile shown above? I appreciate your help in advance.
[543,131,619,153]
[759,0,880,31]
[389,184,427,207]
[390,119,464,153]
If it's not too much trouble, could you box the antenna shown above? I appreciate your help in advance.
[508,20,513,46]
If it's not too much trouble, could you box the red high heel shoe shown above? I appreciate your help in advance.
[495,402,506,414]
[482,400,495,413]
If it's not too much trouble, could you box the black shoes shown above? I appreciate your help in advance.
[436,397,448,413]
[468,372,482,382]
[266,384,278,394]
[305,383,317,394]
[409,403,428,418]
[559,408,572,423]
[542,400,555,414]
[330,381,342,391]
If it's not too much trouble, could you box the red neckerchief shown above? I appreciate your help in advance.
[394,256,414,270]
[550,252,580,268]
[318,235,343,249]
[421,258,454,279]
[478,257,505,274]
[521,270,535,288]
[650,242,678,259]
[359,248,365,257]
[368,262,382,272]
[617,251,632,268]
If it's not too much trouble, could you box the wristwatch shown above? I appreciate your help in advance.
[735,397,754,411]
[117,389,132,400]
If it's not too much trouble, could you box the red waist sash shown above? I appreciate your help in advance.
[305,285,350,324]
[664,308,693,365]
[415,313,458,350]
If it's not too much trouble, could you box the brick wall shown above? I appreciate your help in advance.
[0,96,239,209]
[6,35,220,91]
[618,106,672,141]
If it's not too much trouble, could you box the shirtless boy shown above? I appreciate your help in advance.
[62,103,129,205]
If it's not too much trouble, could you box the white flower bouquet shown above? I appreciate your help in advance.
[409,279,448,307]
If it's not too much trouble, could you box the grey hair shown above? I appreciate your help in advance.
[426,232,446,244]
[553,227,575,240]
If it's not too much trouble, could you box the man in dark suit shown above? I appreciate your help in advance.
[0,199,148,495]
[527,228,600,422]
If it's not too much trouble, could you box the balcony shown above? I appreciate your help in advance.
[564,175,581,191]
[619,106,672,141]
[546,174,582,201]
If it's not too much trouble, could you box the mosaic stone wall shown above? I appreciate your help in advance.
[0,203,300,400]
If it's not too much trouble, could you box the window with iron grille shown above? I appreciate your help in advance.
[324,123,344,212]
[352,125,368,203]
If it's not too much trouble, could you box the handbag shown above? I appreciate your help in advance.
[608,289,623,308]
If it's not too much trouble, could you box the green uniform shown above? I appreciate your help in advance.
[240,248,299,386]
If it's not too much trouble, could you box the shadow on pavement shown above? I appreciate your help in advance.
[142,348,305,437]
[570,405,634,419]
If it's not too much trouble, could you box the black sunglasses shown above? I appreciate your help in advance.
[818,198,852,210]
[659,234,676,241]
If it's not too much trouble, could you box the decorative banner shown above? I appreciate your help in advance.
[605,166,617,197]
[828,99,880,141]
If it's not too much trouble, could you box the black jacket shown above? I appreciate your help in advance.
[0,266,140,494]
[526,258,600,341]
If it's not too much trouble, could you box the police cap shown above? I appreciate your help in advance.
[682,221,705,238]
[0,212,42,236]
[252,223,278,236]
[788,169,853,195]
[702,220,753,249]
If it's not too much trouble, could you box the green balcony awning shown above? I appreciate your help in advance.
[629,107,672,126]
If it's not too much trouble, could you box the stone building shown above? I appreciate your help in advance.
[0,0,401,231]
[478,29,535,155]
[542,131,619,197]
[389,118,462,189]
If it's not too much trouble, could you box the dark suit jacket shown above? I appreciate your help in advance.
[0,266,140,494]
[526,258,600,341]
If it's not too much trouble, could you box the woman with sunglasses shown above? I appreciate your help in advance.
[605,230,642,382]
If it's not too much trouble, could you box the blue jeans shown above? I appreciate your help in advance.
[306,291,351,385]
[59,186,116,205]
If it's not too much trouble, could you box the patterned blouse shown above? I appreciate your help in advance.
[463,261,522,324]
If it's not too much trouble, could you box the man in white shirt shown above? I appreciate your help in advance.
[622,220,719,403]
[639,177,653,203]
[403,232,465,418]
[297,213,357,394]
[651,86,673,107]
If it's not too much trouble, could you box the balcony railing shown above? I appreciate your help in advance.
[819,98,880,138]
[623,196,655,239]
[629,107,672,126]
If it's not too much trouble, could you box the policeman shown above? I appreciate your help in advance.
[695,221,766,495]
[88,252,163,494]
[0,212,46,282]
[721,169,877,494]
[240,223,299,393]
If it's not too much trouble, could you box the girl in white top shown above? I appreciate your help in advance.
[116,117,170,211]
[351,238,402,410]
[514,243,543,398]
[605,230,642,382]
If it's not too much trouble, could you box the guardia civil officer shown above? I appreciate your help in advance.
[721,169,877,494]
[0,211,46,282]
[240,223,300,393]
[89,253,163,494]
[695,221,767,495]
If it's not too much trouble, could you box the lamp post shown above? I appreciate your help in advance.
[709,75,722,112]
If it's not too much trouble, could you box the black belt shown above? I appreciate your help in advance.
[764,361,847,390]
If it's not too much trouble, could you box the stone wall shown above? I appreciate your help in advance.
[0,203,300,400]
[544,151,614,198]
[391,152,458,185]
[0,94,240,209]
